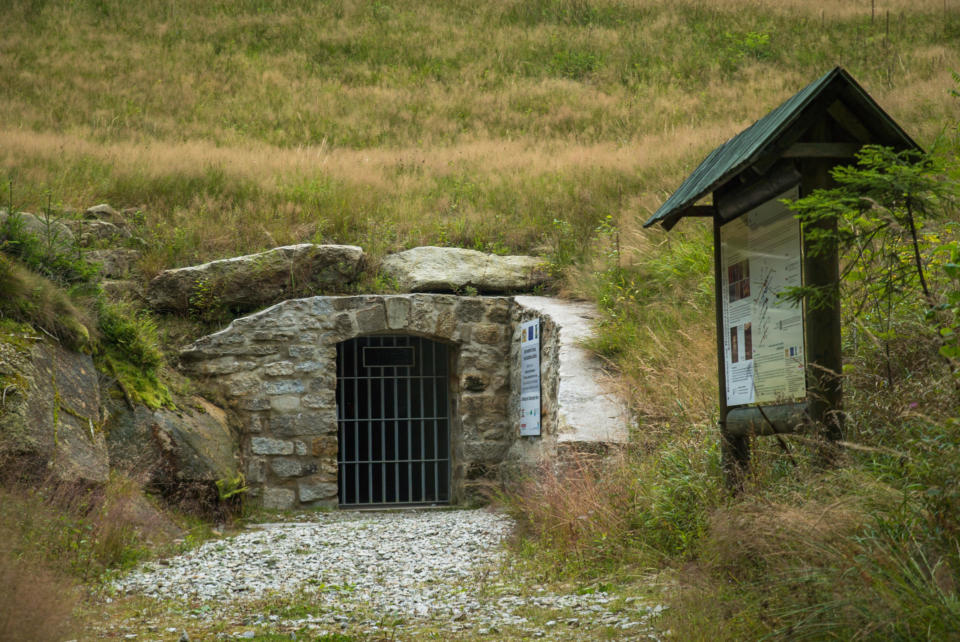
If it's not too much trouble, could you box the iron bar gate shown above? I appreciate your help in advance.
[336,335,451,507]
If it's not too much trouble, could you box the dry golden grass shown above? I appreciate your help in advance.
[689,0,954,17]
[0,549,78,642]
[2,0,957,281]
[0,128,721,193]
[0,471,178,642]
[702,473,900,573]
[502,453,634,564]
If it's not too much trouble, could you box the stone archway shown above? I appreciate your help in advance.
[180,294,515,509]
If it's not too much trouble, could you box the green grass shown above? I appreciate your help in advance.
[0,253,95,351]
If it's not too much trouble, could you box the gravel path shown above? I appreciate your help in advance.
[112,509,664,639]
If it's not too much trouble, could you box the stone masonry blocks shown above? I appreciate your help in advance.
[385,297,411,328]
[181,294,518,508]
[299,478,338,503]
[262,487,296,510]
[269,411,335,437]
[270,458,303,478]
[356,304,387,333]
[251,437,294,455]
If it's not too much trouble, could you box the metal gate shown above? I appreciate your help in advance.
[336,335,450,507]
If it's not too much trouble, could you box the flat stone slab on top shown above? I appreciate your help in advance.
[147,244,364,313]
[380,246,548,293]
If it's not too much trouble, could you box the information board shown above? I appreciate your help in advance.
[518,318,541,436]
[720,188,806,407]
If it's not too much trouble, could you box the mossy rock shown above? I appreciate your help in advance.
[0,335,108,483]
[105,395,239,487]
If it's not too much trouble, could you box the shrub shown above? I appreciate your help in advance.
[94,300,172,408]
[0,470,177,641]
[0,467,169,581]
[96,300,164,372]
[0,208,98,285]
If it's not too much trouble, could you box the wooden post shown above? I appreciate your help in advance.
[714,214,749,488]
[801,158,844,455]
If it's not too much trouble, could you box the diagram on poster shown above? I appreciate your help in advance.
[518,318,541,436]
[720,188,806,407]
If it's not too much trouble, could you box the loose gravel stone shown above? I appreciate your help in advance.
[113,509,664,639]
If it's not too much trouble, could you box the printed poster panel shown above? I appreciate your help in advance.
[720,188,806,407]
[519,318,541,436]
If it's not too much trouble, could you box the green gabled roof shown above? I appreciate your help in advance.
[643,67,920,229]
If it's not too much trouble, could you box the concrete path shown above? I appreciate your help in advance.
[514,296,630,446]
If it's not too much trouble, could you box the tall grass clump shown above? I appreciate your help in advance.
[0,470,160,581]
[499,431,722,580]
[95,300,172,408]
[0,253,95,351]
[0,468,182,641]
[0,246,171,407]
[575,218,717,424]
[0,537,77,642]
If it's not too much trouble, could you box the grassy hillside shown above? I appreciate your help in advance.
[5,0,958,409]
[3,0,960,639]
[2,0,958,273]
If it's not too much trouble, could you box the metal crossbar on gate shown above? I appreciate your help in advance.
[336,335,451,507]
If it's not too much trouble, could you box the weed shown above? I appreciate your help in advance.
[0,205,97,285]
[0,467,173,584]
[188,276,227,324]
[215,472,248,502]
[96,299,164,372]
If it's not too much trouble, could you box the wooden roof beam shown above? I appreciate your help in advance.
[662,204,715,230]
[827,99,875,143]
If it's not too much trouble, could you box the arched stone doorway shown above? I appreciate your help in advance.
[336,335,452,506]
[179,295,518,509]
[179,293,629,510]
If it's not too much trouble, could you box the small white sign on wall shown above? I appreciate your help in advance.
[519,318,541,437]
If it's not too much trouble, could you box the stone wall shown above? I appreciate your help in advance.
[502,303,561,478]
[180,294,514,508]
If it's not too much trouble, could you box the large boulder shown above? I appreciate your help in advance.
[380,246,548,293]
[78,219,131,246]
[84,203,123,223]
[106,396,239,488]
[0,210,76,256]
[0,333,108,483]
[146,244,365,313]
[86,248,142,278]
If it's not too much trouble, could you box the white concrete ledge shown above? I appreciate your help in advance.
[513,296,629,445]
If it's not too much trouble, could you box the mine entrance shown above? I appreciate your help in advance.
[336,335,451,507]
